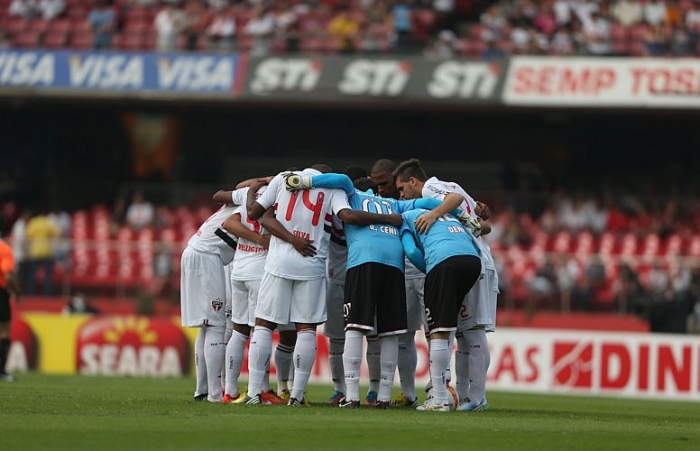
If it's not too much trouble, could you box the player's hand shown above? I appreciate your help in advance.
[463,217,482,237]
[475,201,490,220]
[414,212,437,234]
[257,234,271,249]
[387,214,403,227]
[283,173,312,191]
[291,236,316,257]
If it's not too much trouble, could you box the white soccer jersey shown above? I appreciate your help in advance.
[256,169,351,280]
[230,187,269,281]
[186,205,238,265]
[326,215,347,285]
[422,176,496,270]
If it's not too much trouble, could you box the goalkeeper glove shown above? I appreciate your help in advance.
[458,213,482,238]
[283,173,312,191]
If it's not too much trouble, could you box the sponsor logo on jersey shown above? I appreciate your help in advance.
[339,60,411,96]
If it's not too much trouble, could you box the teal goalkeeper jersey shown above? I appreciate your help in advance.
[401,208,480,274]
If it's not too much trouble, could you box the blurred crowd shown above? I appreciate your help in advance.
[2,0,700,57]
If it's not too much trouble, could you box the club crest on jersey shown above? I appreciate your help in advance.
[211,298,224,312]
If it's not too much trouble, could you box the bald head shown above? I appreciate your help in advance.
[370,159,396,175]
[311,163,333,174]
[369,159,399,199]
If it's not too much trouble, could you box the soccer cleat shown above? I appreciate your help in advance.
[375,401,391,409]
[416,397,450,412]
[391,393,419,408]
[0,373,14,382]
[457,399,489,412]
[287,397,305,407]
[338,398,360,408]
[327,390,345,405]
[261,390,287,405]
[244,394,264,405]
[364,390,378,405]
[193,393,208,401]
[279,389,290,402]
[231,390,249,404]
[222,393,241,404]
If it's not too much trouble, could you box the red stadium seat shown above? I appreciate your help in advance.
[5,18,28,34]
[69,31,94,50]
[43,30,69,49]
[13,30,40,48]
[28,19,50,33]
[50,18,73,32]
[121,32,145,51]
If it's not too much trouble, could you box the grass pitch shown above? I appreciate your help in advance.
[1,374,699,451]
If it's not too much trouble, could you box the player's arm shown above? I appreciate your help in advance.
[259,208,316,257]
[478,219,491,236]
[401,230,426,274]
[5,271,21,302]
[475,201,491,220]
[235,176,274,189]
[337,209,402,227]
[285,173,355,196]
[222,213,270,249]
[414,193,464,234]
[212,190,234,204]
[247,179,270,221]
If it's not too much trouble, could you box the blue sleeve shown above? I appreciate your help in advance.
[413,198,464,218]
[310,173,354,195]
[401,230,426,273]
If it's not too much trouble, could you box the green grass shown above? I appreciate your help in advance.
[1,374,699,450]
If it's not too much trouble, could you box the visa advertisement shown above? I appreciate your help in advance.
[0,50,244,94]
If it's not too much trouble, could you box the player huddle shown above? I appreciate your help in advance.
[180,158,498,412]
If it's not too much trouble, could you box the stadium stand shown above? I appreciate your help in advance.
[1,0,698,57]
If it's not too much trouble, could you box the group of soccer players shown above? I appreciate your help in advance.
[179,158,498,412]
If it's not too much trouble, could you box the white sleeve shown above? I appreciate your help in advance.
[422,180,447,200]
[255,175,281,210]
[330,190,351,215]
[231,187,248,206]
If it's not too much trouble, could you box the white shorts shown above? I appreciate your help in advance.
[405,276,425,333]
[256,272,327,325]
[458,268,498,332]
[231,279,261,327]
[180,247,228,328]
[324,281,345,340]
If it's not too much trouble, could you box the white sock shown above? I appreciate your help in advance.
[204,325,226,401]
[343,330,363,402]
[247,326,272,397]
[329,338,346,393]
[445,332,455,384]
[397,332,417,401]
[366,336,381,394]
[429,339,450,405]
[379,335,398,403]
[455,334,470,402]
[224,330,248,396]
[274,343,294,394]
[194,327,208,396]
[222,324,232,382]
[466,329,490,404]
[291,329,317,401]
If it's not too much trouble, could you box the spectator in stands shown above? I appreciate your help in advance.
[510,19,533,53]
[572,0,599,29]
[553,0,572,26]
[244,4,275,56]
[155,2,186,52]
[583,10,611,55]
[88,0,116,50]
[327,6,360,54]
[585,254,607,290]
[528,256,557,309]
[0,29,10,49]
[184,0,211,51]
[24,209,60,296]
[9,0,36,19]
[643,23,667,55]
[643,0,667,26]
[612,0,643,27]
[391,0,415,53]
[274,0,299,53]
[126,191,154,231]
[555,253,580,312]
[480,4,507,40]
[534,2,557,36]
[207,7,236,52]
[571,277,594,311]
[615,262,645,315]
[62,293,98,315]
[47,207,70,263]
[37,0,64,21]
[10,209,31,294]
[424,29,459,57]
[207,0,227,12]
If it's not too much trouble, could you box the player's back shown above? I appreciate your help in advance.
[187,205,238,265]
[402,208,479,273]
[256,170,349,280]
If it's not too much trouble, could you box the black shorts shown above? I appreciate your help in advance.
[344,263,407,337]
[424,255,481,333]
[0,288,10,323]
